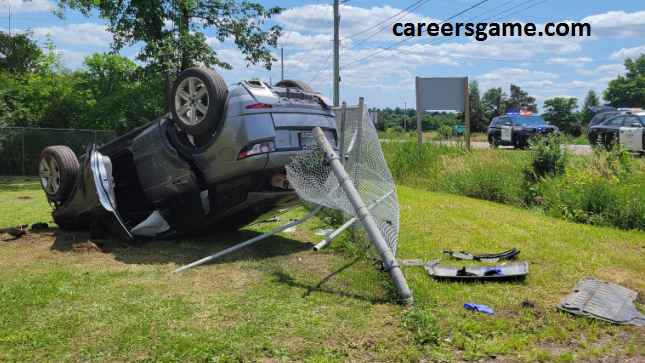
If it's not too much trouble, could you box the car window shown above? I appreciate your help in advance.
[510,116,547,126]
[500,117,511,125]
[489,118,498,127]
[623,116,642,127]
[607,116,624,126]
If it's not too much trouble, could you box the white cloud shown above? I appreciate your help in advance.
[58,49,87,68]
[610,44,645,60]
[29,23,112,46]
[545,57,593,67]
[0,0,53,14]
[581,10,645,39]
[478,68,558,82]
[575,64,625,77]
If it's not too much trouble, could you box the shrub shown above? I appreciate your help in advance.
[522,134,569,183]
[438,125,453,139]
[569,122,583,137]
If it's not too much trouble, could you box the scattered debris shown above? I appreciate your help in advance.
[284,226,297,233]
[521,300,535,308]
[0,227,27,239]
[31,222,49,231]
[464,302,494,315]
[557,277,645,326]
[439,248,520,262]
[17,196,32,200]
[399,259,424,267]
[314,228,334,236]
[425,259,529,281]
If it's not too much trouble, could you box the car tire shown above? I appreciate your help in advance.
[513,135,524,150]
[274,79,313,93]
[170,67,227,136]
[488,134,498,148]
[39,146,79,203]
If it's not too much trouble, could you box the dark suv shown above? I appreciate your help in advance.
[487,111,559,149]
[38,68,338,242]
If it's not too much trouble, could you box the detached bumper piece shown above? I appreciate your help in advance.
[439,248,520,263]
[424,259,529,281]
[557,277,645,326]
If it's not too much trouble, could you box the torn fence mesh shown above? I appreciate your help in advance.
[286,104,400,255]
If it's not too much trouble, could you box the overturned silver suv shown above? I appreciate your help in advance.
[38,68,337,242]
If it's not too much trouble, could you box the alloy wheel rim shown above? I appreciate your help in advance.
[175,77,209,126]
[40,154,61,195]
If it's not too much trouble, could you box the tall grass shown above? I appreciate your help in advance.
[382,139,645,232]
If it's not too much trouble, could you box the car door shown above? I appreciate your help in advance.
[619,115,644,151]
[500,117,513,143]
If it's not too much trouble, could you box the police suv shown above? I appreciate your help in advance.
[487,111,559,149]
[588,110,645,153]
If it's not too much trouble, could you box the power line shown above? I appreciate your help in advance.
[281,0,305,46]
[341,0,426,40]
[341,0,490,69]
[284,0,320,56]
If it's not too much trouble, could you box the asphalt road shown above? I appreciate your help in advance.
[380,139,593,155]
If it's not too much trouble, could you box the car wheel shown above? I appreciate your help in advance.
[39,146,79,203]
[488,134,498,148]
[274,79,313,93]
[513,135,524,150]
[170,67,227,136]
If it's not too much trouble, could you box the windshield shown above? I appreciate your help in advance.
[511,116,547,126]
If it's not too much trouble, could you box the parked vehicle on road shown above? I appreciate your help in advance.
[38,68,337,242]
[487,111,559,149]
[587,111,645,153]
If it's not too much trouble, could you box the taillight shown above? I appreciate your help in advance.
[246,104,272,109]
[238,141,276,159]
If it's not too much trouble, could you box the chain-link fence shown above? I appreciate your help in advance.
[0,127,116,175]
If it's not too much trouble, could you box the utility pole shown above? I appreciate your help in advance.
[333,0,340,107]
[281,47,284,81]
[404,101,407,132]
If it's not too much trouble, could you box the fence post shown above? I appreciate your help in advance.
[21,128,25,176]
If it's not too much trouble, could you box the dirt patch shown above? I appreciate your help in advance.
[17,196,32,200]
[37,253,53,260]
[72,241,102,253]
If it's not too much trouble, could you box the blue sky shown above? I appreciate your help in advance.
[1,0,645,111]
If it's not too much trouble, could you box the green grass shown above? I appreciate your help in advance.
[1,176,644,362]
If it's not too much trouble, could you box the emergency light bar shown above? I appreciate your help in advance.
[617,108,643,112]
[507,111,532,116]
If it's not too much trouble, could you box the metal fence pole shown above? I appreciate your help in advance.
[21,128,25,176]
[352,98,364,238]
[313,126,413,306]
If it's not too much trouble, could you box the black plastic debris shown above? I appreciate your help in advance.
[521,300,535,308]
[31,222,49,231]
[556,277,645,326]
[439,248,520,263]
[424,259,529,281]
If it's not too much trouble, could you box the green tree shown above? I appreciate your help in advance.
[458,79,488,133]
[505,84,538,113]
[481,86,507,120]
[580,89,600,124]
[604,54,645,107]
[52,0,283,97]
[542,97,578,132]
[0,31,43,75]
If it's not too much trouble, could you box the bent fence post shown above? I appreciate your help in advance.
[312,127,413,306]
[172,205,323,273]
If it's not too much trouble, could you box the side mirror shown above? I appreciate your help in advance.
[504,122,511,126]
[631,122,642,128]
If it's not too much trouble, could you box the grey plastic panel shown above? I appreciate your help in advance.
[272,113,336,129]
[424,260,529,280]
[557,277,645,326]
